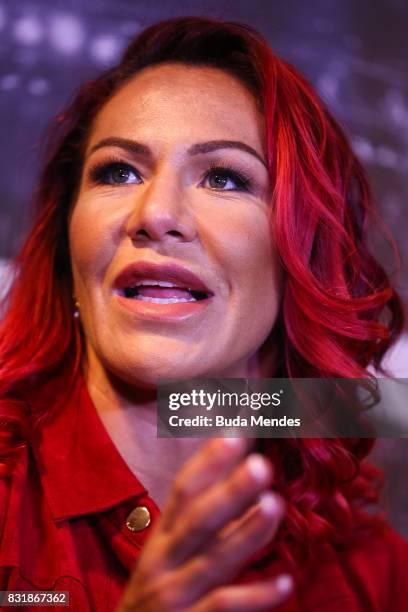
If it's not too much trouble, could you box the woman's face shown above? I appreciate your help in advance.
[69,63,281,388]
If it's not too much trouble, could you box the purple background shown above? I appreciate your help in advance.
[0,0,407,537]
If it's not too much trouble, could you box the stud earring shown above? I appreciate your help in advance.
[73,295,80,319]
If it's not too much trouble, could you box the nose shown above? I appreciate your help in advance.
[125,166,197,245]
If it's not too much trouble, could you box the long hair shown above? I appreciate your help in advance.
[0,16,404,571]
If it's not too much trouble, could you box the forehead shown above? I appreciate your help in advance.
[87,63,265,154]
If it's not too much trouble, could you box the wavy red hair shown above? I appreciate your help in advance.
[0,17,404,573]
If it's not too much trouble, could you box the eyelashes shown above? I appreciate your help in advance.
[87,155,254,193]
[88,157,142,186]
[204,161,252,191]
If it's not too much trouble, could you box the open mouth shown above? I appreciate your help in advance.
[119,280,210,304]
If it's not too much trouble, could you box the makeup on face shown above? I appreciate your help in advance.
[69,63,281,388]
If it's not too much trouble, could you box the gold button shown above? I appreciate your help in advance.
[125,506,151,532]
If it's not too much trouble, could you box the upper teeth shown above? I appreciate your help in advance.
[134,279,190,289]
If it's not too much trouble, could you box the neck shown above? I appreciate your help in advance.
[80,339,277,508]
[81,349,205,508]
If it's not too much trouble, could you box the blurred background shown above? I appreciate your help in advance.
[0,0,407,535]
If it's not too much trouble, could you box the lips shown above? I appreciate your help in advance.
[113,261,213,302]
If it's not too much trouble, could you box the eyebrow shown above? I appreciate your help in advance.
[86,137,267,168]
[188,140,267,168]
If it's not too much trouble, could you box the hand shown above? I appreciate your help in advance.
[117,437,293,611]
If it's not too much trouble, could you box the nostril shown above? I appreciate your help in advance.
[131,228,184,241]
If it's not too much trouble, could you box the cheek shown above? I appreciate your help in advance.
[68,201,114,284]
[212,205,278,299]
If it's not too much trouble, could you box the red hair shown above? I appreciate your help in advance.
[0,17,404,573]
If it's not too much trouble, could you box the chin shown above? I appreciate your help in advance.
[106,354,206,388]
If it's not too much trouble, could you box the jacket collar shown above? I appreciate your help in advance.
[28,369,145,521]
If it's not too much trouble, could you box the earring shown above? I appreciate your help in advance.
[73,295,80,319]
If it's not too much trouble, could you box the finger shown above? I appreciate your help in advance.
[161,437,253,529]
[217,490,284,551]
[133,439,257,576]
[169,492,285,602]
[218,493,271,540]
[190,574,294,612]
[163,453,274,564]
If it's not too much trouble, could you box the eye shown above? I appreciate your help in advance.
[89,161,142,186]
[202,166,251,192]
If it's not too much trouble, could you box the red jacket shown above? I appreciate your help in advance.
[0,372,407,611]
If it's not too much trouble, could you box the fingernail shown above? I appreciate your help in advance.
[246,454,270,482]
[222,437,245,449]
[258,491,280,515]
[275,574,293,594]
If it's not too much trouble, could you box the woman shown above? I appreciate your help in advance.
[0,16,406,612]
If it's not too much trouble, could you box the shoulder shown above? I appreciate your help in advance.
[331,526,408,611]
[278,526,408,611]
[337,525,408,573]
[0,395,37,583]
